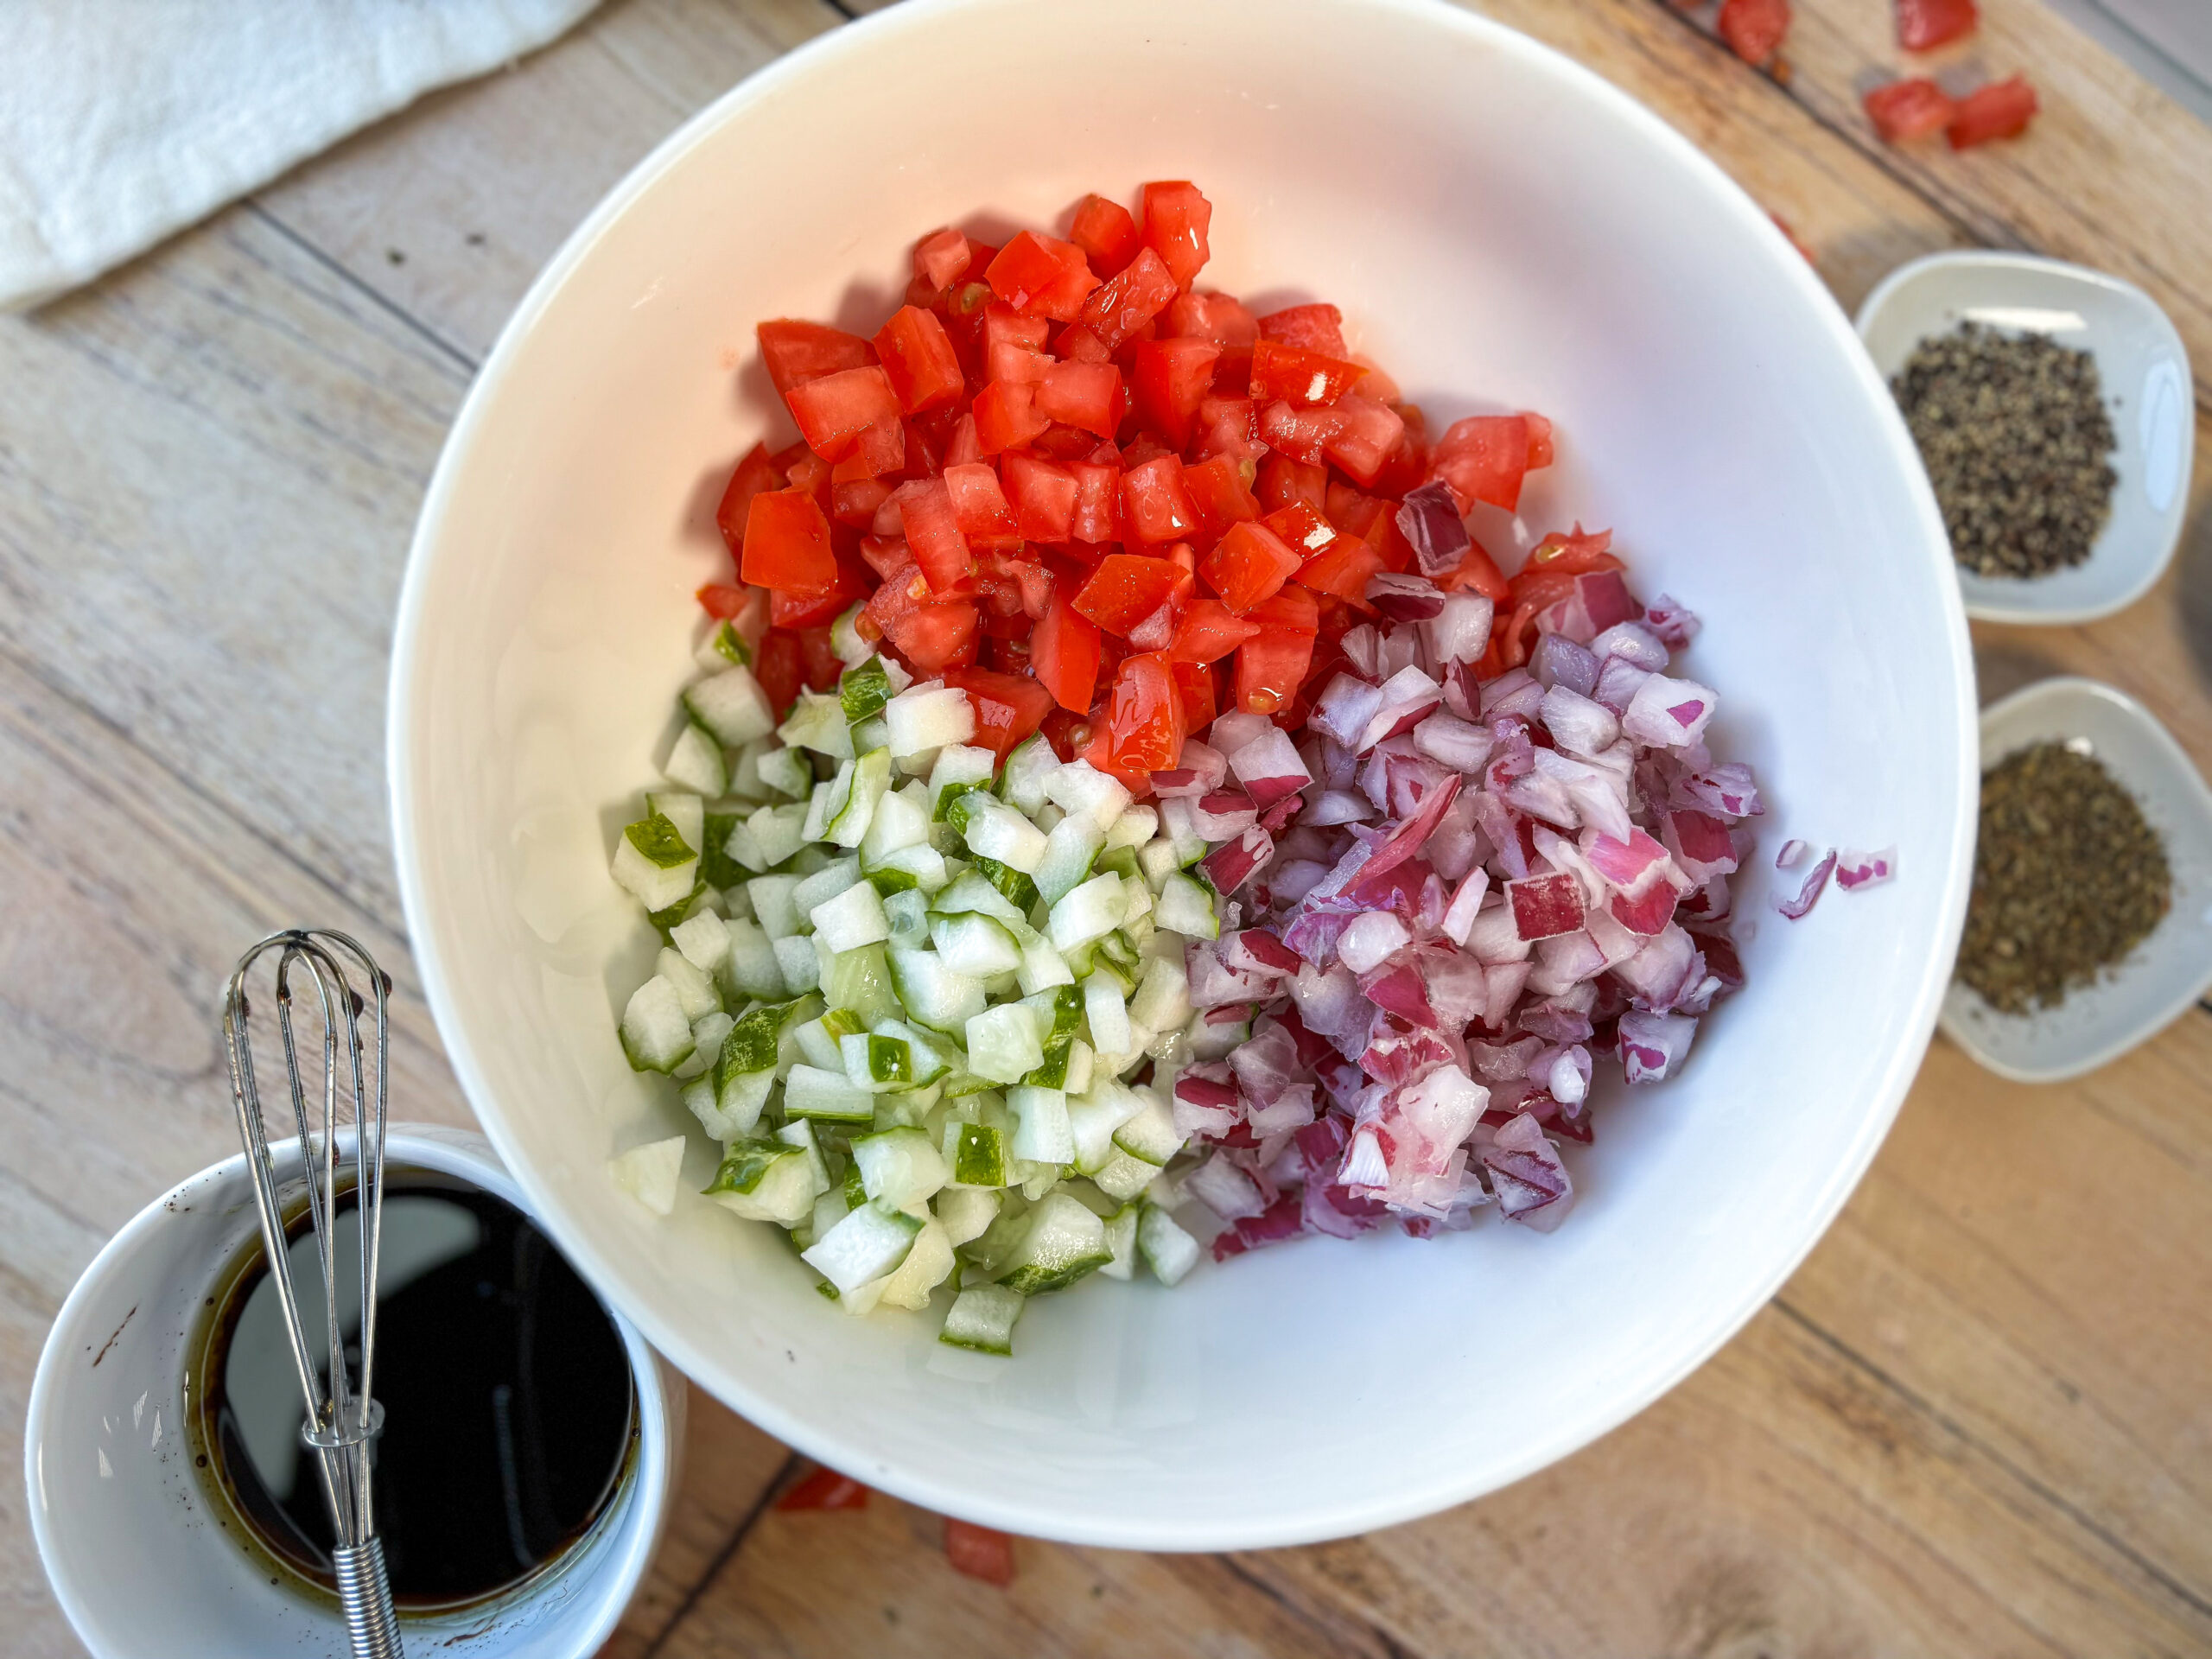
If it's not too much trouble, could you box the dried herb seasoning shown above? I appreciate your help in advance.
[1957,741,2170,1013]
[1892,322,2118,580]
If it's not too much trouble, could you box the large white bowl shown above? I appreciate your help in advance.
[390,0,1975,1548]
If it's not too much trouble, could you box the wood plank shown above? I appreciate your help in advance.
[1656,0,2212,413]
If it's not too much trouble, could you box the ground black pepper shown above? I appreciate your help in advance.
[1892,322,2118,580]
[1957,741,2170,1013]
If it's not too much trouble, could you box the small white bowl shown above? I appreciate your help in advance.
[1855,251,2194,626]
[1942,677,2212,1083]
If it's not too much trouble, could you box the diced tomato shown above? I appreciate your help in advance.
[1072,553,1183,635]
[756,319,873,399]
[798,626,844,690]
[1033,585,1102,712]
[784,365,905,474]
[1947,75,2037,147]
[1522,410,1554,470]
[830,457,893,528]
[1199,520,1304,613]
[1255,302,1346,357]
[1069,461,1121,544]
[1052,324,1109,364]
[1442,536,1512,602]
[912,228,972,292]
[1896,0,1975,50]
[1717,0,1790,64]
[1165,291,1259,347]
[1168,597,1261,663]
[1321,397,1404,488]
[1522,525,1620,582]
[1120,455,1199,545]
[1077,247,1182,353]
[1068,193,1141,277]
[1172,657,1218,731]
[741,488,836,596]
[868,564,981,673]
[1190,394,1262,463]
[944,665,1054,760]
[1036,360,1122,438]
[1180,454,1261,544]
[714,442,783,556]
[1248,338,1363,408]
[1106,651,1187,772]
[1256,400,1332,467]
[1263,499,1336,558]
[1429,413,1535,512]
[1234,625,1316,715]
[1141,181,1213,289]
[782,449,831,508]
[939,414,980,470]
[987,341,1051,386]
[986,231,1101,321]
[1002,454,1076,542]
[858,534,911,581]
[696,582,747,620]
[769,541,868,628]
[1865,76,1956,142]
[943,461,1020,552]
[777,1466,869,1511]
[1248,582,1319,638]
[873,306,964,414]
[1256,453,1327,514]
[1295,526,1387,607]
[982,302,1052,359]
[753,627,804,717]
[972,380,1051,454]
[898,477,975,594]
[1130,337,1223,449]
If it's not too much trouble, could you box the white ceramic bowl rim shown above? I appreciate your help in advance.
[387,0,1975,1548]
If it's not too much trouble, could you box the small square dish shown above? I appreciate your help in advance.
[1942,677,2212,1083]
[1856,251,2194,626]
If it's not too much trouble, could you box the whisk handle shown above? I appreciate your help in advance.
[332,1537,404,1659]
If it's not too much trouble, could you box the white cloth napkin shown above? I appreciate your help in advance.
[0,0,601,311]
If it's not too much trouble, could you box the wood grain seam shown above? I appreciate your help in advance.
[241,200,483,378]
[1215,1551,1418,1659]
[639,1448,804,1656]
[1634,0,2212,422]
[1769,1296,2212,1624]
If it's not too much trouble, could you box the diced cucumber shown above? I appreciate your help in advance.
[1091,1149,1160,1204]
[746,801,810,870]
[1062,1039,1095,1096]
[1155,795,1210,867]
[1138,1205,1201,1286]
[828,747,891,849]
[656,946,721,1021]
[800,784,833,845]
[662,723,728,798]
[1013,931,1075,995]
[670,910,732,975]
[1099,1204,1139,1281]
[1111,1086,1183,1166]
[887,947,986,1034]
[793,1015,843,1071]
[841,1031,905,1091]
[995,1192,1112,1294]
[826,942,901,1027]
[701,1063,775,1141]
[1138,837,1181,893]
[803,1200,923,1293]
[939,1283,1024,1355]
[702,810,747,890]
[784,1063,876,1124]
[966,1003,1045,1084]
[1007,1085,1074,1165]
[1154,872,1218,939]
[931,912,1021,978]
[700,618,753,671]
[934,1185,1001,1246]
[1001,734,1062,813]
[746,874,804,941]
[1066,1081,1144,1174]
[852,1127,949,1207]
[1043,760,1133,833]
[1188,1011,1249,1062]
[1121,876,1155,930]
[867,841,949,895]
[970,855,1042,914]
[721,917,786,1000]
[925,744,997,817]
[1128,954,1192,1034]
[620,976,696,1072]
[859,782,931,868]
[931,869,1026,928]
[840,656,895,723]
[878,1217,955,1310]
[811,879,889,953]
[946,1121,1011,1187]
[792,856,861,918]
[613,813,699,912]
[1105,805,1159,852]
[1049,872,1124,952]
[779,690,855,760]
[610,1135,687,1216]
[677,1009,732,1080]
[756,745,813,801]
[882,887,931,949]
[955,794,1049,874]
[885,683,976,763]
[683,664,777,747]
[1084,974,1132,1056]
[772,934,820,995]
[777,1118,833,1195]
[725,738,775,804]
[705,1143,816,1225]
[876,1017,950,1084]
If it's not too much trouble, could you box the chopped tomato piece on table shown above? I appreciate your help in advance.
[944,666,1055,760]
[1256,453,1326,514]
[1428,413,1548,512]
[1896,0,1976,50]
[776,1466,869,1511]
[1068,460,1121,543]
[971,379,1050,455]
[1167,291,1259,346]
[741,488,836,596]
[1035,359,1122,437]
[912,227,972,292]
[751,627,805,717]
[1077,247,1181,352]
[714,441,782,556]
[1067,193,1141,277]
[1180,454,1262,543]
[1107,652,1188,772]
[944,1520,1016,1587]
[1172,657,1218,731]
[1864,77,1956,142]
[1717,0,1790,65]
[1140,181,1212,289]
[1947,75,2037,147]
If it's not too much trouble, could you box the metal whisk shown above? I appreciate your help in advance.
[222,929,402,1659]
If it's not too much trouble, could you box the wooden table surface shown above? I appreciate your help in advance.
[5,1,2209,1653]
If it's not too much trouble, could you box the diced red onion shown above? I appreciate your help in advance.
[1612,922,1704,1009]
[1530,633,1599,697]
[1302,789,1376,827]
[1395,480,1471,578]
[1507,871,1585,940]
[1185,1154,1269,1220]
[1440,868,1491,946]
[1419,944,1490,1027]
[1623,673,1719,749]
[1592,654,1652,716]
[1151,740,1228,798]
[1834,847,1896,891]
[1337,911,1412,975]
[1776,838,1810,869]
[1663,809,1739,885]
[1485,959,1533,1015]
[1423,592,1495,665]
[1357,666,1444,752]
[1411,712,1493,773]
[1538,684,1620,757]
[1581,826,1673,898]
[1339,1127,1389,1188]
[1676,762,1762,820]
[1185,938,1275,1007]
[1221,928,1301,977]
[1591,620,1669,670]
[1517,1000,1594,1046]
[1643,594,1700,649]
[1310,674,1383,752]
[1210,1192,1306,1261]
[1259,791,1305,832]
[1191,789,1260,840]
[1360,963,1438,1027]
[1201,824,1274,895]
[1339,625,1383,681]
[1618,1009,1697,1084]
[1287,962,1368,1043]
[1365,570,1446,621]
[1249,1084,1318,1135]
[1481,671,1548,721]
[1608,883,1676,936]
[1775,848,1837,919]
[1527,928,1607,995]
[1208,710,1275,758]
[1484,1112,1573,1230]
[1464,894,1532,963]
